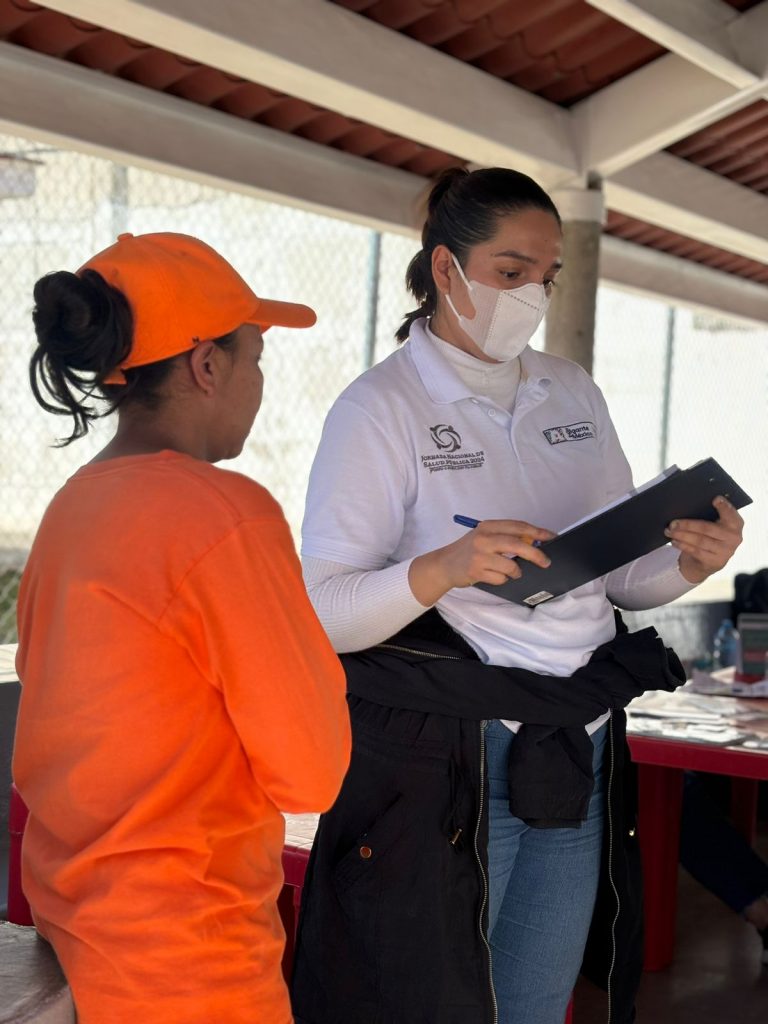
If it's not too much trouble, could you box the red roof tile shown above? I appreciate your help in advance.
[605,211,768,284]
[0,0,766,286]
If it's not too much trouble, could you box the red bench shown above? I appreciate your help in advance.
[8,783,32,926]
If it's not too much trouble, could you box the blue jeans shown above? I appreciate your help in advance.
[486,719,607,1024]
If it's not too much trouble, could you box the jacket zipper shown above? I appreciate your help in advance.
[476,721,499,1024]
[375,640,622,1020]
[376,643,464,661]
[605,712,618,1024]
[377,642,497,1022]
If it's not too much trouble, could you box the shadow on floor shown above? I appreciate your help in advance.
[575,834,768,1023]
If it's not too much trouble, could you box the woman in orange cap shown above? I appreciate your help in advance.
[13,232,351,1024]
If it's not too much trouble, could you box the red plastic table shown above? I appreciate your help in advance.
[628,732,768,971]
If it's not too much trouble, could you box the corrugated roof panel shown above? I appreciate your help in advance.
[294,110,359,146]
[332,0,667,103]
[8,7,97,55]
[0,1,462,174]
[258,96,323,135]
[166,66,243,106]
[671,103,768,161]
[332,0,763,106]
[605,211,768,284]
[669,100,768,194]
[0,0,45,35]
[66,32,148,73]
[118,50,197,91]
[0,1,766,287]
[214,82,281,120]
[336,0,442,31]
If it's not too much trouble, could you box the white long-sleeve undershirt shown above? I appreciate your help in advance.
[302,322,696,657]
[302,545,695,655]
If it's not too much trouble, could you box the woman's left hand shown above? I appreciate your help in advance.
[665,495,744,585]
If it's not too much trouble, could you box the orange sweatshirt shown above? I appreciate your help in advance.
[13,451,350,1024]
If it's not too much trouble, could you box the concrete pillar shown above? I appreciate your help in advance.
[544,184,604,375]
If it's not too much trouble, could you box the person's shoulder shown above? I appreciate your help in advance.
[526,348,599,392]
[327,346,420,434]
[338,345,412,402]
[159,455,284,525]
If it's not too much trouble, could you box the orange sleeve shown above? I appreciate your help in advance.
[160,513,351,813]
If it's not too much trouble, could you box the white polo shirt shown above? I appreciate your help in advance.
[302,319,654,679]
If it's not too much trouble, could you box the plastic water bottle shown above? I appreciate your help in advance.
[712,618,739,669]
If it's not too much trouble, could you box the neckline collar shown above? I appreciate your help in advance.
[407,318,551,404]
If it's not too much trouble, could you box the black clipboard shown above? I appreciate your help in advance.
[474,457,752,608]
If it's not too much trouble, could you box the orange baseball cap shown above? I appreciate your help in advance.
[78,232,316,384]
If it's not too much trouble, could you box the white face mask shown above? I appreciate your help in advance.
[444,253,550,362]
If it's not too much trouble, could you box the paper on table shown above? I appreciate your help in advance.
[688,667,734,696]
[0,643,18,684]
[732,678,768,698]
[688,666,768,699]
[627,716,757,747]
[627,683,768,750]
[629,690,721,720]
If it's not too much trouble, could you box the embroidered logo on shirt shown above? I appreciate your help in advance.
[543,421,596,445]
[421,425,485,472]
[429,424,462,452]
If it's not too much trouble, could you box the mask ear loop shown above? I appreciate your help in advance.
[450,252,474,292]
[445,252,475,323]
[444,293,462,322]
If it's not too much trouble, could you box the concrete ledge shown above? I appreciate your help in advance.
[0,922,75,1024]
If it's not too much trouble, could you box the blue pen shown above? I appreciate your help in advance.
[453,514,480,529]
[453,514,542,547]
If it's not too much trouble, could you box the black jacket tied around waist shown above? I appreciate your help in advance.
[290,609,685,1024]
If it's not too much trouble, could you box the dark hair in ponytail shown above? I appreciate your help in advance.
[30,269,236,446]
[31,270,134,445]
[396,167,561,342]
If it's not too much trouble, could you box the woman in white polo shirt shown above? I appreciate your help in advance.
[291,168,743,1024]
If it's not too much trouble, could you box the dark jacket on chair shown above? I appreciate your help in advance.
[290,609,684,1024]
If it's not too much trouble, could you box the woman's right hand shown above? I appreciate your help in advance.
[408,519,556,607]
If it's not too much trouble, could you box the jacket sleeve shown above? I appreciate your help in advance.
[345,628,684,726]
[161,515,351,812]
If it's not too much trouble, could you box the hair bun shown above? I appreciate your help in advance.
[32,270,131,374]
[426,167,469,217]
[29,269,134,444]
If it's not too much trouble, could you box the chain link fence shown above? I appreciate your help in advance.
[0,134,415,642]
[1,133,766,641]
[592,287,768,594]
